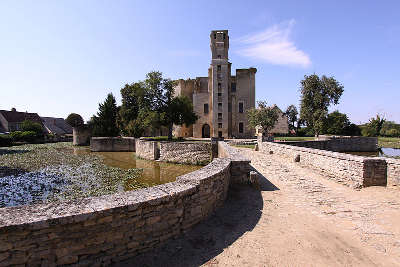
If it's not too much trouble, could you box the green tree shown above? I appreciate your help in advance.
[21,120,43,135]
[247,101,279,135]
[299,74,344,136]
[91,93,119,137]
[362,114,385,137]
[324,110,350,135]
[66,113,84,127]
[285,104,298,132]
[164,96,198,140]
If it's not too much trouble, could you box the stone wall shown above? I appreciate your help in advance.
[0,158,232,266]
[259,141,387,188]
[386,158,400,186]
[72,126,91,146]
[218,141,251,184]
[90,137,135,152]
[159,142,211,165]
[135,139,158,160]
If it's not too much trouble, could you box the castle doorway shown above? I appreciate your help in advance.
[202,124,210,138]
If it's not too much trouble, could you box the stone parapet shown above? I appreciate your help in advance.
[159,141,211,165]
[72,126,91,146]
[90,137,136,152]
[135,139,159,160]
[0,158,231,266]
[386,158,400,186]
[258,141,387,188]
[218,141,251,184]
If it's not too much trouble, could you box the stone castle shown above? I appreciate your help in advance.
[173,30,257,138]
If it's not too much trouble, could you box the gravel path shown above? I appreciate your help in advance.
[119,148,400,266]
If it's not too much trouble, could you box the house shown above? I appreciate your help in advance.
[173,30,256,138]
[0,108,44,133]
[41,117,73,135]
[255,106,289,136]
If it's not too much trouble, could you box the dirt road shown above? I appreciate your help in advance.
[119,148,400,267]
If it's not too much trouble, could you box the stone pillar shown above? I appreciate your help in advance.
[73,126,92,146]
[211,137,219,160]
[363,158,387,187]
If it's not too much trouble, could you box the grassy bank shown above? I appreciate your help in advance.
[233,144,255,149]
[274,136,315,141]
[378,137,400,149]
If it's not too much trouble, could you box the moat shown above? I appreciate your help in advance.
[0,143,201,208]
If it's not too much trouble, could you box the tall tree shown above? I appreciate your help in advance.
[362,114,386,137]
[247,101,279,135]
[285,105,298,132]
[299,74,344,136]
[66,113,84,128]
[91,93,119,137]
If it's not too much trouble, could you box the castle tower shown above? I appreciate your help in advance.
[209,30,231,138]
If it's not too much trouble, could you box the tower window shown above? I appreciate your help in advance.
[214,33,216,39]
[218,123,222,128]
[239,102,244,113]
[231,83,236,92]
[217,65,221,71]
[204,103,209,114]
[218,113,222,119]
[218,103,222,111]
[218,131,222,138]
[217,55,221,59]
[239,122,244,133]
[223,33,226,40]
[218,83,221,91]
[218,92,222,98]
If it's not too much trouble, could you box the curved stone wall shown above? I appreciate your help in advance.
[0,158,232,266]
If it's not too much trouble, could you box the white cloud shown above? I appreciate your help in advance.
[236,20,311,68]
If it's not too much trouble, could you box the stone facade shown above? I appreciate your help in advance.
[173,30,256,139]
[0,158,232,266]
[258,140,387,188]
[90,137,136,152]
[159,142,211,165]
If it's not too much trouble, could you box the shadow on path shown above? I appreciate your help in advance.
[116,173,279,267]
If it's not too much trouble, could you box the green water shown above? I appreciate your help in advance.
[73,148,202,187]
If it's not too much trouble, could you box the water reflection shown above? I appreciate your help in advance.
[73,147,201,186]
[345,147,400,158]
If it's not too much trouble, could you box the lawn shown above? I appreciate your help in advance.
[233,144,255,149]
[378,137,400,149]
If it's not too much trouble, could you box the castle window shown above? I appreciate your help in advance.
[214,33,216,39]
[231,83,236,92]
[239,102,244,113]
[218,113,222,119]
[218,103,222,111]
[204,103,209,114]
[217,65,221,71]
[223,33,226,40]
[239,122,244,133]
[218,83,221,91]
[217,55,221,59]
[218,92,222,98]
[218,131,222,138]
[218,123,222,128]
[217,73,222,80]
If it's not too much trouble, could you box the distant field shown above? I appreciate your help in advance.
[378,137,400,149]
[274,136,315,141]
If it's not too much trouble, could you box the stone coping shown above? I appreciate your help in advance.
[0,158,230,230]
[218,141,250,162]
[265,141,370,162]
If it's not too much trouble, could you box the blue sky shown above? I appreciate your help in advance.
[1,0,399,124]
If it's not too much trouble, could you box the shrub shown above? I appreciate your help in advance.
[10,131,37,142]
[0,135,12,147]
[387,128,400,137]
[21,120,43,135]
